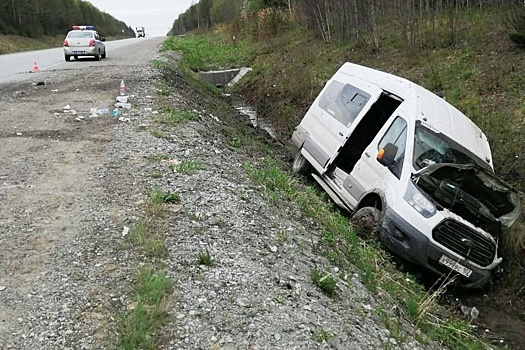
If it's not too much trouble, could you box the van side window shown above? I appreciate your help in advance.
[378,117,407,178]
[318,81,371,126]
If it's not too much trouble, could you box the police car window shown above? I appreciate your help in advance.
[318,80,371,126]
[378,117,407,178]
[68,32,93,38]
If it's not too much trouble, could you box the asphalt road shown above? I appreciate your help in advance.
[0,37,161,84]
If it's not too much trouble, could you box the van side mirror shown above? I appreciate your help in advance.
[377,143,398,166]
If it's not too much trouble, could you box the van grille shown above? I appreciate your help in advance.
[432,219,496,267]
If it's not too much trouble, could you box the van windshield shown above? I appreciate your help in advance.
[413,123,490,171]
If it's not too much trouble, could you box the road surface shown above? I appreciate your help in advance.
[0,37,161,84]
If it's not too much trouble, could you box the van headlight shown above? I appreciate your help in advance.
[404,182,436,218]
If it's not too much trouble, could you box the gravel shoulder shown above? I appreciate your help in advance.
[0,39,442,349]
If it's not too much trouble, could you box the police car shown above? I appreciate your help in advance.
[63,25,106,62]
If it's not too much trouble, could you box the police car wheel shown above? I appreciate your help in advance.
[94,54,100,61]
[65,55,71,62]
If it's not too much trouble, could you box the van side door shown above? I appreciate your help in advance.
[345,115,409,201]
[300,75,383,173]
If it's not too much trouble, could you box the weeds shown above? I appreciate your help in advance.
[154,107,196,125]
[228,137,242,148]
[118,267,172,349]
[198,250,213,266]
[146,153,170,162]
[128,221,166,258]
[169,159,205,174]
[312,328,335,342]
[312,268,337,297]
[150,188,180,204]
[150,129,168,139]
[150,171,162,179]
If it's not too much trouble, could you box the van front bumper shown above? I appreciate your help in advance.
[378,208,492,288]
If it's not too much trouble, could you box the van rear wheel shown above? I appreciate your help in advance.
[352,207,381,240]
[292,151,311,175]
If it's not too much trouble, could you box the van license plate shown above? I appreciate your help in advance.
[438,255,472,277]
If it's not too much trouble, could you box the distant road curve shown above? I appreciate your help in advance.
[0,37,163,84]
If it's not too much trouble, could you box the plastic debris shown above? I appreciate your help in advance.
[116,96,129,103]
[51,89,59,92]
[63,104,71,111]
[460,305,480,321]
[97,109,110,115]
[119,80,126,96]
[161,159,179,165]
[115,102,132,109]
[113,108,119,117]
[122,226,130,238]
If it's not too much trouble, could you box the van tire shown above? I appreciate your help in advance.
[292,151,311,175]
[351,207,381,239]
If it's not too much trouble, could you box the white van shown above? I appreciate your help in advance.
[291,62,521,288]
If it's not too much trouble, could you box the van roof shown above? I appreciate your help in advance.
[338,62,493,168]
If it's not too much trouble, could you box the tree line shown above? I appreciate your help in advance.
[169,0,525,50]
[0,0,135,38]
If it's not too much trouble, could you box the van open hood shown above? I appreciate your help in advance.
[412,163,521,235]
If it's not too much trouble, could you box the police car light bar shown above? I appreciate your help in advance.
[72,25,95,30]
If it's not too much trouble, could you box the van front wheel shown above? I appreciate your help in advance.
[292,151,311,175]
[351,207,381,240]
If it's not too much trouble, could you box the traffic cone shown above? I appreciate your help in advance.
[32,61,39,73]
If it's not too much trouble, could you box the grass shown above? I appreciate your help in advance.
[154,107,196,125]
[150,171,163,179]
[118,266,172,350]
[146,153,171,162]
[162,32,254,73]
[150,129,168,139]
[169,159,206,174]
[311,268,337,297]
[118,183,179,348]
[312,328,335,343]
[198,250,213,266]
[128,220,166,258]
[149,187,180,205]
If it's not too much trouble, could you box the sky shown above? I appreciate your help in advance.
[86,0,195,37]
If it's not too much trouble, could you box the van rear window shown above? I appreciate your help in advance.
[318,81,370,126]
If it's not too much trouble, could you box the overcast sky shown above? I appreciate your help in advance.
[86,0,195,37]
